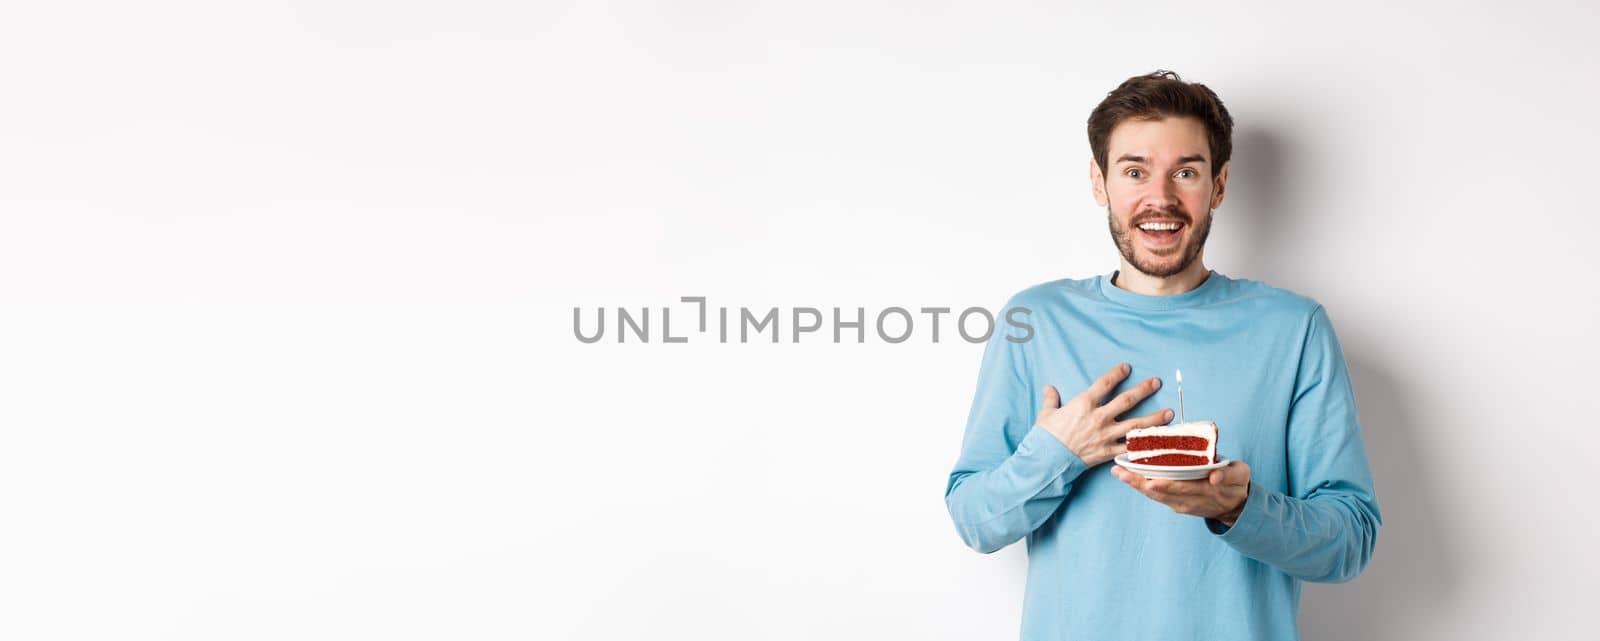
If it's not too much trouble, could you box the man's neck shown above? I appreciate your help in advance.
[1111,259,1211,296]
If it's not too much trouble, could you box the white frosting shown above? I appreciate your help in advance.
[1126,421,1216,462]
[1126,421,1216,440]
[1128,448,1208,458]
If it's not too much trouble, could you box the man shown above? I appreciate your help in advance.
[943,70,1380,641]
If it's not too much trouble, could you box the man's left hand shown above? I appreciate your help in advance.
[1110,460,1252,527]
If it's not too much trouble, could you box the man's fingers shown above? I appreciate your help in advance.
[1102,376,1162,418]
[1078,363,1131,405]
[1041,385,1062,413]
[1219,460,1251,486]
[1117,464,1245,517]
[1145,478,1212,496]
[1110,465,1141,489]
[1113,468,1192,495]
[1115,408,1175,437]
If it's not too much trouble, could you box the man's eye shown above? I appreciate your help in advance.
[1176,169,1197,179]
[1125,169,1144,179]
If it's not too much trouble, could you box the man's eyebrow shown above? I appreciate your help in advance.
[1114,154,1209,165]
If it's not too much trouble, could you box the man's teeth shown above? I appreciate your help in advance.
[1138,222,1182,231]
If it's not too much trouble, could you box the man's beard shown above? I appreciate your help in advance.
[1106,205,1213,278]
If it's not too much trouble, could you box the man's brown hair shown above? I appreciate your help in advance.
[1087,70,1234,176]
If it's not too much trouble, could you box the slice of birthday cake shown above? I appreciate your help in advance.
[1125,421,1217,466]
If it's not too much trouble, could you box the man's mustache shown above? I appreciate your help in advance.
[1130,207,1192,226]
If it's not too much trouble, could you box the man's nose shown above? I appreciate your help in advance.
[1147,179,1180,209]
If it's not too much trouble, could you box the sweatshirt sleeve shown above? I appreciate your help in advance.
[1207,305,1383,583]
[944,308,1089,554]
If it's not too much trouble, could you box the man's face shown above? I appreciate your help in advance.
[1091,116,1229,278]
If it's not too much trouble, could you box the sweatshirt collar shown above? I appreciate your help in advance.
[1098,268,1229,310]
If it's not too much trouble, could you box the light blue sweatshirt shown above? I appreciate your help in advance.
[944,270,1380,641]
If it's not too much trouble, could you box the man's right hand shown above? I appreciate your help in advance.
[1035,363,1172,467]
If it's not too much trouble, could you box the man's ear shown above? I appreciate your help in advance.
[1210,161,1229,209]
[1090,158,1108,207]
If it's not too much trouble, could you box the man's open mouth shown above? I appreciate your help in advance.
[1135,220,1186,247]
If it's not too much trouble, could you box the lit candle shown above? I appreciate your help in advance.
[1176,369,1186,424]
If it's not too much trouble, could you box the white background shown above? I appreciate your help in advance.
[2,1,1597,639]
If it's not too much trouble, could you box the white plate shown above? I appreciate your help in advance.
[1114,453,1231,480]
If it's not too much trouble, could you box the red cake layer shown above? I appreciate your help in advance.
[1130,453,1211,466]
[1125,436,1211,451]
